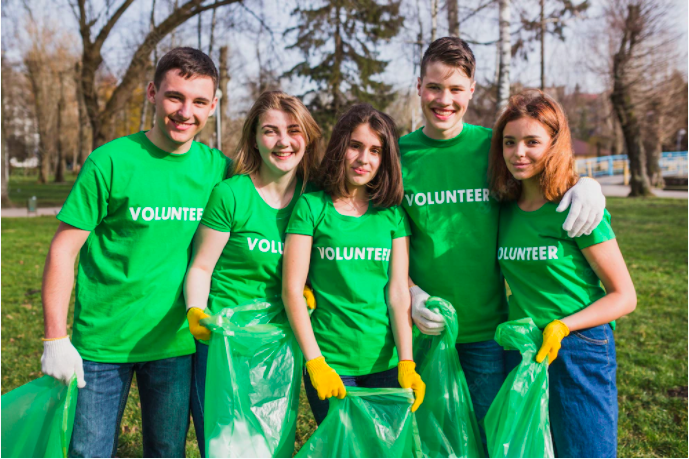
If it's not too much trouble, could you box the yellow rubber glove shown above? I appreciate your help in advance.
[306,356,346,400]
[398,360,425,412]
[536,319,570,364]
[303,285,316,309]
[187,307,211,341]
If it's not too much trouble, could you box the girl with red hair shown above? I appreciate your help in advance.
[489,89,636,458]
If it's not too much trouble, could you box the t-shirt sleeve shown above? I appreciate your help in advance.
[575,209,615,249]
[56,158,109,231]
[392,206,412,239]
[286,196,315,236]
[200,183,235,232]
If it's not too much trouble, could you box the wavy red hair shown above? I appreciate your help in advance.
[489,89,578,202]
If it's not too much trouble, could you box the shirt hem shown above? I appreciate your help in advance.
[76,347,195,364]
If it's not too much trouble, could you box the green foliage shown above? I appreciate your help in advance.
[1,197,686,457]
[284,0,403,134]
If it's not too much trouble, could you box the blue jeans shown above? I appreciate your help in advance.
[304,366,400,425]
[190,341,209,458]
[69,355,192,458]
[455,339,507,447]
[505,325,618,458]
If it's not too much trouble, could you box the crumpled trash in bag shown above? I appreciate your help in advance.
[413,297,486,458]
[201,297,303,458]
[296,387,423,458]
[484,317,554,458]
[1,375,78,458]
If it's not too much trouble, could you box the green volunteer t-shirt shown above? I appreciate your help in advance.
[286,191,411,376]
[201,174,305,313]
[400,124,507,344]
[57,131,230,363]
[498,201,616,329]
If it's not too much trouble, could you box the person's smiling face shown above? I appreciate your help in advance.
[502,117,553,181]
[344,123,382,191]
[147,69,217,150]
[255,109,306,177]
[417,61,475,140]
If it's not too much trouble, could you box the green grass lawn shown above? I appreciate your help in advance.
[1,197,686,457]
[5,171,77,208]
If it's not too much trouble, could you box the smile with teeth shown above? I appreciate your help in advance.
[273,151,293,158]
[171,119,194,129]
[432,108,455,117]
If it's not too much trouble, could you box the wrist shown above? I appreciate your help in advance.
[42,335,69,342]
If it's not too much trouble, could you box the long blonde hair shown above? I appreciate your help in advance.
[232,91,322,189]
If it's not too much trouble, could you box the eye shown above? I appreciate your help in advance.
[370,148,381,155]
[527,139,540,146]
[289,128,302,135]
[264,129,275,135]
[503,139,514,146]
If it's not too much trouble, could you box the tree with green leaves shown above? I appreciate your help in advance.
[284,0,403,133]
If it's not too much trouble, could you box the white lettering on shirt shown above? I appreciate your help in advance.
[497,245,559,261]
[128,207,205,222]
[247,238,284,255]
[315,246,392,262]
[404,188,491,207]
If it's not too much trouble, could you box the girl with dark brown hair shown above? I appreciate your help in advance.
[282,104,425,425]
[489,90,636,457]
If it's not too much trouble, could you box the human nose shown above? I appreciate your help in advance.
[437,89,452,105]
[177,101,193,119]
[514,142,527,158]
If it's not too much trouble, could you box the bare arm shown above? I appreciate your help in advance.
[282,233,322,361]
[388,237,413,361]
[42,223,90,338]
[560,239,636,331]
[184,225,230,311]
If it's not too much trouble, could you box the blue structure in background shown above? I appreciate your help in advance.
[577,151,688,178]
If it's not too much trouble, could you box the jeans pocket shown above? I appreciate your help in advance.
[571,325,609,346]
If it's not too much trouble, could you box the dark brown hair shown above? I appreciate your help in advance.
[233,91,322,189]
[318,104,404,208]
[421,37,476,79]
[154,47,218,91]
[489,89,578,202]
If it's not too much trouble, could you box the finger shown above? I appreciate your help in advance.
[584,209,604,235]
[419,319,445,331]
[561,199,582,232]
[337,384,347,399]
[417,324,441,336]
[419,308,444,324]
[411,382,425,412]
[556,189,572,213]
[536,345,548,364]
[568,206,591,238]
[318,389,326,400]
[549,344,561,364]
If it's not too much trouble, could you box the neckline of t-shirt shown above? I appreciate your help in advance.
[513,200,554,215]
[246,174,302,215]
[139,131,197,162]
[415,123,470,148]
[326,194,373,221]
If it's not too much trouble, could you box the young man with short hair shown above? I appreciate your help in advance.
[40,47,230,458]
[400,37,605,440]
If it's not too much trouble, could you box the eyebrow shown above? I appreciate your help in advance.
[503,135,543,139]
[261,124,301,129]
[164,90,210,103]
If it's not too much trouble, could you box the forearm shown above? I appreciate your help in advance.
[561,291,637,332]
[184,265,213,311]
[42,249,77,339]
[283,289,322,361]
[389,289,413,361]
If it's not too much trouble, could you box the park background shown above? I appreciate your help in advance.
[1,0,687,456]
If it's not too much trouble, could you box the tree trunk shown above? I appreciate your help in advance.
[25,57,54,183]
[644,106,664,187]
[219,46,230,116]
[496,0,511,116]
[540,0,545,90]
[77,0,241,150]
[54,72,66,182]
[74,62,92,169]
[430,0,438,42]
[447,0,459,37]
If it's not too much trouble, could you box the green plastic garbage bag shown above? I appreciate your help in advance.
[201,298,303,458]
[1,376,78,458]
[296,387,423,458]
[484,318,554,458]
[413,297,485,458]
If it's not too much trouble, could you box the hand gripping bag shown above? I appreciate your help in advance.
[296,387,423,458]
[413,297,485,458]
[484,318,554,458]
[201,298,303,458]
[1,376,78,458]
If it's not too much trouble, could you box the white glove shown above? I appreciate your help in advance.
[557,177,606,238]
[41,336,86,388]
[410,286,445,335]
